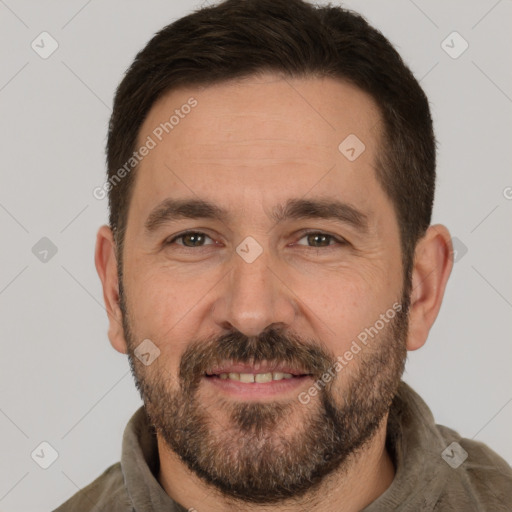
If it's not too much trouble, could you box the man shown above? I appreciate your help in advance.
[55,0,512,510]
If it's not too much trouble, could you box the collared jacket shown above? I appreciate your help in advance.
[54,382,512,511]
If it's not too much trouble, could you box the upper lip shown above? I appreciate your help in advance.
[205,361,310,376]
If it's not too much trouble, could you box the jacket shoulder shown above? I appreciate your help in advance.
[53,462,132,512]
[436,424,512,511]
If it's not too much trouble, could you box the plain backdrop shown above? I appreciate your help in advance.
[0,1,511,510]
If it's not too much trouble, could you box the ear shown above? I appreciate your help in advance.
[94,225,128,354]
[406,224,453,351]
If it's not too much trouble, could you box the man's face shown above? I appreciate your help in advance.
[119,74,408,502]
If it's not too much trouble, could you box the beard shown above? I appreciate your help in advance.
[120,286,409,505]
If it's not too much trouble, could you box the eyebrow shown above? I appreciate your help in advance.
[270,198,368,232]
[145,198,229,232]
[144,197,369,233]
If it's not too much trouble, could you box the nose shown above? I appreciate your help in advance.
[211,247,297,338]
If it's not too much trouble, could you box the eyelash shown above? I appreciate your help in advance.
[165,230,347,250]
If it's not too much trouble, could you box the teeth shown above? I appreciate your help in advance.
[255,372,272,383]
[216,372,297,382]
[239,373,255,383]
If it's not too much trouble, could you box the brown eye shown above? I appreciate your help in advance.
[168,232,214,247]
[296,232,343,248]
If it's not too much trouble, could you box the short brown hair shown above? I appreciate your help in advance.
[107,0,435,279]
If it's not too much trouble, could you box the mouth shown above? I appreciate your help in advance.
[208,371,297,383]
[203,361,314,399]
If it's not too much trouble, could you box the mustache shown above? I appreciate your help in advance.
[179,326,334,389]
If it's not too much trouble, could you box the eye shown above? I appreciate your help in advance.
[295,231,346,248]
[165,231,345,250]
[166,231,215,248]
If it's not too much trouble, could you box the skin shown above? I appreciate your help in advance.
[95,73,453,511]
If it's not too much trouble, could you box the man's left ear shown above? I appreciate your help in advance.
[406,224,453,351]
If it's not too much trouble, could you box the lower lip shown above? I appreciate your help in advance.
[203,375,313,399]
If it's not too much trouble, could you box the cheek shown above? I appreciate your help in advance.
[124,265,218,346]
[289,264,399,354]
[124,279,191,376]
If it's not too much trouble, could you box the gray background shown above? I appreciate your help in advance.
[0,0,511,510]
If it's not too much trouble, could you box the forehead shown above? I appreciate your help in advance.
[129,73,386,226]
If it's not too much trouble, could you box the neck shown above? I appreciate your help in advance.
[157,415,395,512]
